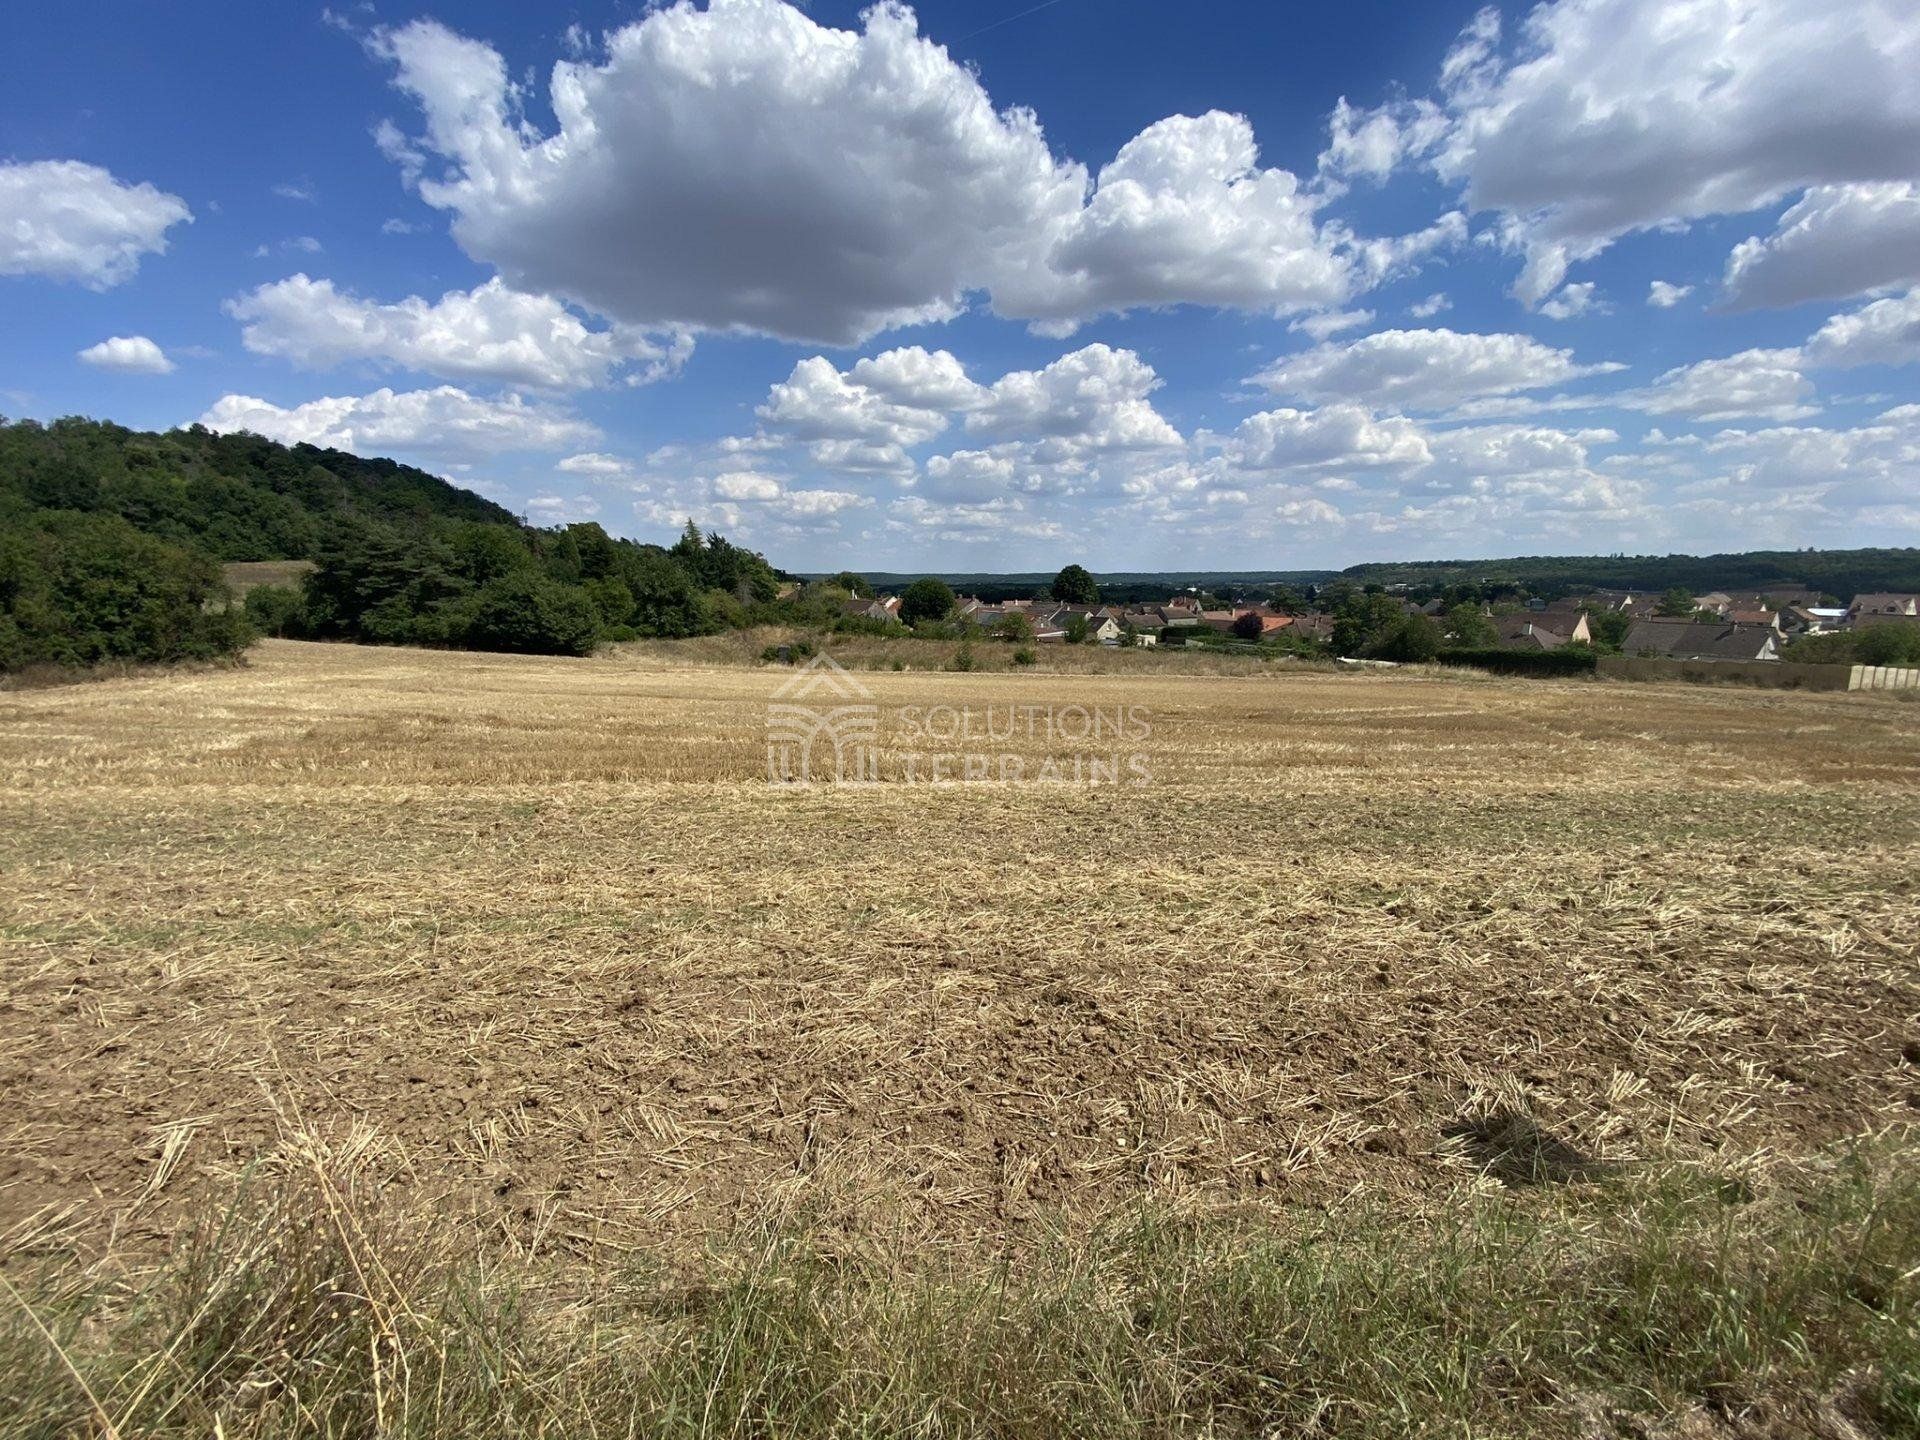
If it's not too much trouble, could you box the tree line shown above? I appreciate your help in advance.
[0,416,784,669]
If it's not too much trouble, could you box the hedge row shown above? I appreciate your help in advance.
[1436,646,1599,676]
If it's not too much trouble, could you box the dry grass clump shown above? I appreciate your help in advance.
[3,1128,1915,1438]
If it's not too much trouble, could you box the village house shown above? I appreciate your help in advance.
[1494,613,1590,650]
[1728,587,1824,610]
[1848,593,1920,620]
[1623,619,1779,661]
[1045,611,1122,643]
[842,596,900,623]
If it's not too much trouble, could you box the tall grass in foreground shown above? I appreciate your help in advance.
[3,1139,1916,1439]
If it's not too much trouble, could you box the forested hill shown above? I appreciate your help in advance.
[1,415,783,669]
[1338,549,1920,602]
[0,415,519,560]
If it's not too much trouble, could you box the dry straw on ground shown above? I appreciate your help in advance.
[1,637,1916,1270]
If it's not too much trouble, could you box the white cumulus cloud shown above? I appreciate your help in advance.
[1537,281,1600,320]
[370,3,1427,345]
[1629,349,1818,423]
[196,385,597,461]
[1338,0,1920,309]
[965,344,1184,454]
[1250,328,1619,412]
[1290,309,1374,342]
[556,451,636,478]
[77,335,174,375]
[1800,287,1920,370]
[1221,404,1431,473]
[1722,183,1920,309]
[758,354,958,448]
[227,274,689,389]
[0,160,191,288]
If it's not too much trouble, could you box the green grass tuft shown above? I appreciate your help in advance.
[4,1137,1917,1438]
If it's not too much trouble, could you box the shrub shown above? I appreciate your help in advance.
[996,612,1035,643]
[1438,646,1598,677]
[1,511,251,671]
[243,583,307,638]
[459,573,602,656]
[1783,626,1920,667]
[1855,623,1920,666]
[1231,611,1266,641]
[1013,646,1037,666]
[1368,614,1441,663]
[1782,632,1857,664]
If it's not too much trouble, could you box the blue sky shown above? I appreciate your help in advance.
[3,0,1917,571]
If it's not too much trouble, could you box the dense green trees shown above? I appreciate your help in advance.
[900,577,956,625]
[1340,549,1914,600]
[827,570,873,598]
[290,518,736,652]
[1050,563,1100,604]
[1785,625,1920,666]
[1331,593,1406,657]
[1370,613,1442,663]
[0,416,518,563]
[1443,605,1499,648]
[1655,587,1697,618]
[0,415,785,668]
[0,511,249,669]
[1587,610,1634,651]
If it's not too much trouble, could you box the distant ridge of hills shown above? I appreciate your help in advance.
[842,569,1338,596]
[1335,549,1920,601]
[835,550,1920,604]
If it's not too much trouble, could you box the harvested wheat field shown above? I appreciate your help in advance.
[3,638,1919,1436]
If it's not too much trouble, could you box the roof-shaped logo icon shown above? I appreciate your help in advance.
[771,652,874,702]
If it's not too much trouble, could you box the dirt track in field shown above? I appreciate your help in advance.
[2,639,1917,1261]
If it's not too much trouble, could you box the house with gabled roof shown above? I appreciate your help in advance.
[843,597,900,624]
[1848,593,1919,621]
[1623,619,1778,661]
[1494,614,1587,650]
